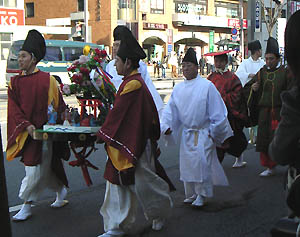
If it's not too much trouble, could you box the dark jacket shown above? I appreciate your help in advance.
[269,86,300,167]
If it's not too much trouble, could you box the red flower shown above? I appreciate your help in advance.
[95,48,101,56]
[100,50,107,57]
[71,74,83,84]
[80,67,90,74]
[67,65,77,71]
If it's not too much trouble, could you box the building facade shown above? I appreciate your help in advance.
[16,0,248,61]
[247,0,300,58]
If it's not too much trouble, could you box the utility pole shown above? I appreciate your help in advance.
[0,127,12,237]
[84,0,89,42]
[239,0,244,59]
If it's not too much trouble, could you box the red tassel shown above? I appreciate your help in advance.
[271,119,279,130]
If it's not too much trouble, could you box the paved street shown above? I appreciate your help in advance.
[1,76,290,237]
[5,142,289,237]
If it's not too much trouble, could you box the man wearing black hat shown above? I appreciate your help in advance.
[236,40,265,146]
[105,25,164,117]
[236,40,265,87]
[96,29,173,237]
[161,48,233,207]
[206,50,249,168]
[6,30,69,221]
[244,37,293,177]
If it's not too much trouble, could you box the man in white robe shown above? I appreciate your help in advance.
[235,40,265,145]
[161,48,233,207]
[236,40,265,87]
[106,25,164,117]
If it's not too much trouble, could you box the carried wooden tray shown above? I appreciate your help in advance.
[33,125,100,142]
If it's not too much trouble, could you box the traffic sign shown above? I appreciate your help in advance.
[231,28,238,35]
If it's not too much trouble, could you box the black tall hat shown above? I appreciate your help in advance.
[285,10,300,76]
[113,25,132,41]
[248,40,261,52]
[265,37,280,57]
[21,30,46,62]
[117,29,146,61]
[182,48,198,65]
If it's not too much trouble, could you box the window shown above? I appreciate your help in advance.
[78,0,84,11]
[117,0,137,21]
[0,33,12,60]
[43,47,62,61]
[150,0,164,14]
[26,3,34,18]
[63,47,82,61]
[215,1,239,18]
[0,0,17,7]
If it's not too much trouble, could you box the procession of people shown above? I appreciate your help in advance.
[5,9,300,236]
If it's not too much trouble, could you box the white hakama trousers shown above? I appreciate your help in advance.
[184,181,213,199]
[100,142,173,233]
[19,141,64,202]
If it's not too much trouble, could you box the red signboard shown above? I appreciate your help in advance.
[0,8,25,26]
[228,18,247,29]
[143,22,168,30]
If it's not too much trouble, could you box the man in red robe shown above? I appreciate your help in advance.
[96,28,173,237]
[7,30,69,221]
[206,50,249,168]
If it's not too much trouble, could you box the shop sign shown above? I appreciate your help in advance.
[0,8,24,26]
[167,29,173,44]
[209,30,214,52]
[227,18,247,29]
[255,1,261,32]
[174,14,247,29]
[175,2,204,14]
[143,22,167,30]
[168,44,172,53]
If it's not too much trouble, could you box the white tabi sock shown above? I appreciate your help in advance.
[51,186,68,208]
[12,203,32,221]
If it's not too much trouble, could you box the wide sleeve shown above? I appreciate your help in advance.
[160,90,182,146]
[269,90,300,165]
[97,80,142,145]
[224,75,248,123]
[139,61,164,118]
[235,61,250,87]
[207,83,233,145]
[6,82,30,160]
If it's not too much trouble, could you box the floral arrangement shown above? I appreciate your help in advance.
[63,46,116,126]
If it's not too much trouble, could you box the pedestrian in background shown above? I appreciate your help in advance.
[169,51,178,78]
[199,56,205,75]
[153,52,161,78]
[178,51,184,76]
[161,55,168,78]
[161,48,232,207]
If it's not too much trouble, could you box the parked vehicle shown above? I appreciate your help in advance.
[6,40,104,85]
